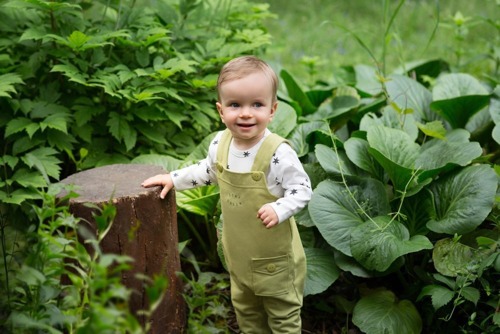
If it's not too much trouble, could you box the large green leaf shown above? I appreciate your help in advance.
[304,248,340,296]
[352,289,422,334]
[304,86,360,124]
[367,126,422,196]
[344,137,385,180]
[309,178,390,256]
[426,165,497,234]
[354,64,383,96]
[394,59,449,82]
[288,121,328,157]
[334,251,373,278]
[432,237,497,277]
[490,97,500,145]
[280,70,316,116]
[351,216,433,271]
[431,73,491,129]
[385,74,435,122]
[360,107,419,141]
[315,144,358,177]
[176,186,220,216]
[416,131,482,181]
[268,102,297,138]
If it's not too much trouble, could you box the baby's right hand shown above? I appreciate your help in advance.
[141,174,174,199]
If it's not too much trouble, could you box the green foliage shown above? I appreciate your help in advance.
[179,271,233,334]
[0,1,273,327]
[0,0,273,218]
[0,184,166,333]
[270,53,499,332]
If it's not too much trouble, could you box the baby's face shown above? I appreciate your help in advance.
[216,71,277,150]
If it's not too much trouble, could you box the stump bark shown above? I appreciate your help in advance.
[60,164,186,333]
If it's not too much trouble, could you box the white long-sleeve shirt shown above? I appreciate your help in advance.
[171,129,312,223]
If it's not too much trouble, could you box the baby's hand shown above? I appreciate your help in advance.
[257,204,279,229]
[141,174,173,199]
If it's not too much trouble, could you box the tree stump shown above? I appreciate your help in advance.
[59,164,186,333]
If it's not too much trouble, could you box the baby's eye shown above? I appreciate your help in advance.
[253,102,263,108]
[229,102,240,108]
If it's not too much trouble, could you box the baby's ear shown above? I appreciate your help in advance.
[216,102,223,114]
[270,101,278,117]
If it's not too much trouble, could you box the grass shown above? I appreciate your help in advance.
[257,0,499,84]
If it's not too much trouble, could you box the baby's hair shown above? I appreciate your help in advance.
[217,55,278,101]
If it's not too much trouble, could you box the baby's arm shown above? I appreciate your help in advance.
[141,174,174,199]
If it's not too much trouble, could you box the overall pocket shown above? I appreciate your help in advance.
[251,255,290,296]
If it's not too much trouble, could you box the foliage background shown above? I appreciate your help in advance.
[0,0,498,333]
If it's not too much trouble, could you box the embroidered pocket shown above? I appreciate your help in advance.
[251,255,290,296]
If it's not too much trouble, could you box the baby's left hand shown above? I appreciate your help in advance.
[257,204,279,228]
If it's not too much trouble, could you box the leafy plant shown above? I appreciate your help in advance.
[270,55,499,332]
[0,184,166,333]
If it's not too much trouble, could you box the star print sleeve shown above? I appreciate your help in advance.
[268,145,313,223]
[170,158,217,190]
[170,132,222,190]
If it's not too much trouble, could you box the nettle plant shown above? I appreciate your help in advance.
[271,61,499,332]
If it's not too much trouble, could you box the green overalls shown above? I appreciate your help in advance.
[216,130,306,334]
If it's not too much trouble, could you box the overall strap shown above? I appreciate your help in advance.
[252,133,287,173]
[216,129,232,168]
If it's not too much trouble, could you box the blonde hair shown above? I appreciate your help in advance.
[217,56,278,101]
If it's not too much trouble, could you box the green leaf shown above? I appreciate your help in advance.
[351,216,433,271]
[106,112,136,151]
[354,64,383,96]
[431,73,490,129]
[164,57,198,75]
[309,179,390,256]
[288,121,328,157]
[367,126,422,196]
[315,144,358,176]
[432,238,495,277]
[182,132,218,164]
[426,165,497,234]
[344,137,384,179]
[280,70,316,116]
[12,169,47,188]
[268,102,297,138]
[385,74,435,122]
[21,147,61,181]
[3,188,41,204]
[352,289,422,334]
[5,117,33,138]
[176,186,220,216]
[334,251,373,278]
[304,248,340,296]
[40,113,70,134]
[360,107,419,141]
[0,73,24,98]
[461,287,480,305]
[416,120,446,139]
[51,64,88,85]
[416,131,482,180]
[135,123,168,145]
[417,285,454,310]
[490,97,500,145]
[131,155,182,172]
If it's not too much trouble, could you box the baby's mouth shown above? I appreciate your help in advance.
[237,124,255,128]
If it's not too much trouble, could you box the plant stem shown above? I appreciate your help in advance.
[179,210,209,254]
